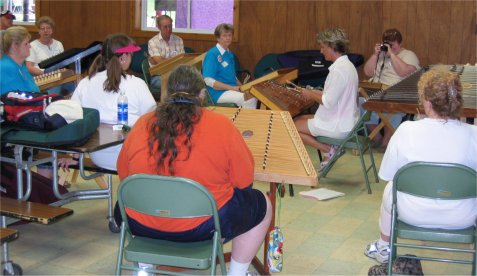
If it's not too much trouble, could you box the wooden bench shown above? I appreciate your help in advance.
[0,227,18,243]
[0,197,73,225]
[0,198,72,275]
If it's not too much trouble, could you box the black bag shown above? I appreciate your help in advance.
[1,91,64,130]
[0,162,68,204]
[368,255,424,276]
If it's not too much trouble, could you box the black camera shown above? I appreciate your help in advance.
[380,41,389,52]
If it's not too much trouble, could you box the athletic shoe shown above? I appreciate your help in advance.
[365,240,390,263]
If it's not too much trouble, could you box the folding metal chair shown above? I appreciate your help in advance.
[388,162,476,275]
[316,111,379,194]
[115,174,226,275]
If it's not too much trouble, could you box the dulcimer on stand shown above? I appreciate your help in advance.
[363,64,477,118]
[239,68,316,116]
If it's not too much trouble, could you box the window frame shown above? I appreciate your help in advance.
[129,0,239,42]
[11,0,39,32]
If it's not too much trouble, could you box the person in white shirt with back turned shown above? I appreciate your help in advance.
[364,66,477,264]
[61,33,156,171]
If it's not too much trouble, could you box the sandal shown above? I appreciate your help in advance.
[320,145,345,171]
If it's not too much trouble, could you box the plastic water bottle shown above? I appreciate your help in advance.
[117,90,128,125]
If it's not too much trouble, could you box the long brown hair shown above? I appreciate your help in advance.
[148,65,205,175]
[88,33,134,92]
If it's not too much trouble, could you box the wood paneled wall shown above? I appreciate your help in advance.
[36,0,475,75]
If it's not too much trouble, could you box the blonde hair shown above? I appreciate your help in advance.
[1,26,31,55]
[418,66,463,119]
[36,16,55,29]
[316,28,349,54]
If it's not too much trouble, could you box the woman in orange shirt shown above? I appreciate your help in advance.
[115,64,272,275]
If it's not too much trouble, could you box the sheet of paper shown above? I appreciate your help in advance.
[299,188,345,201]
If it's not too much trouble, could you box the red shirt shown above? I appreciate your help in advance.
[117,109,254,232]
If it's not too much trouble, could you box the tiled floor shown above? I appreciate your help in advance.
[5,146,474,275]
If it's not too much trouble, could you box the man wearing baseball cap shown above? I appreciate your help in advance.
[1,10,16,30]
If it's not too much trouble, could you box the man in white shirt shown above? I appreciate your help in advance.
[147,15,184,89]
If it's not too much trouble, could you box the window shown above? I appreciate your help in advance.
[142,0,235,34]
[3,0,36,24]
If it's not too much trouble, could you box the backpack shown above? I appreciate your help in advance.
[1,91,64,130]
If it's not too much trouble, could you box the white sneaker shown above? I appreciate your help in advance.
[137,263,154,276]
[364,240,390,263]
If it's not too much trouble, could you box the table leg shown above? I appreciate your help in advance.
[368,112,396,140]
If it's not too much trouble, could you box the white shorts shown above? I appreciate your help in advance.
[217,90,257,109]
[307,118,348,139]
[89,144,122,171]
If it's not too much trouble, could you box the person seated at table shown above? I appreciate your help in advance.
[364,66,477,264]
[26,16,74,95]
[114,64,272,276]
[0,10,15,31]
[293,28,359,170]
[0,26,40,95]
[59,33,156,172]
[147,14,185,90]
[361,28,420,148]
[26,16,64,76]
[0,26,53,177]
[202,23,257,108]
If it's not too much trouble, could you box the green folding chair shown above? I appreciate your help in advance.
[202,89,237,108]
[388,162,477,276]
[316,111,379,194]
[141,59,161,101]
[130,43,148,79]
[115,174,226,276]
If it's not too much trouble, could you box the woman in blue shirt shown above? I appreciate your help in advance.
[0,26,39,95]
[202,23,257,108]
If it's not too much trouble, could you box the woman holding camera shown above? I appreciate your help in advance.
[362,28,420,148]
[364,28,419,85]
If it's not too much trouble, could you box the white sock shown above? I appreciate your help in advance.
[138,262,153,269]
[228,258,250,276]
[377,238,389,248]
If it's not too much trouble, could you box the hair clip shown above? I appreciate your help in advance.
[448,86,457,98]
[170,98,195,104]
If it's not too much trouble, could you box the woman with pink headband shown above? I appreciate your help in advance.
[60,33,156,171]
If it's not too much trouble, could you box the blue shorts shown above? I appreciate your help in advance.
[114,186,267,243]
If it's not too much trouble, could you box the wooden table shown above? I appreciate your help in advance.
[0,123,126,231]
